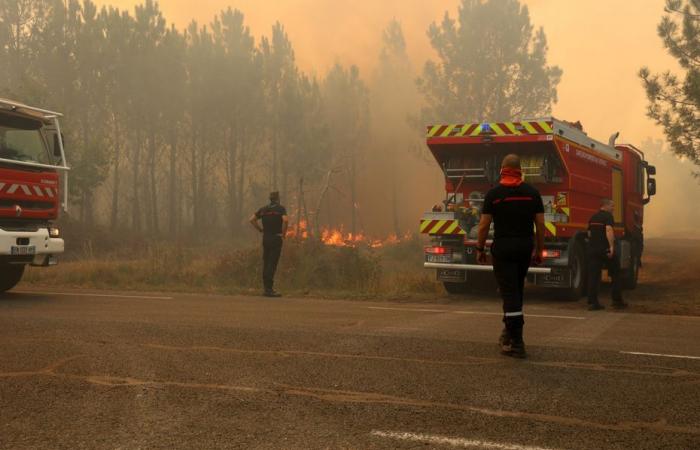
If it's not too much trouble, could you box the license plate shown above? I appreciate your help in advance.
[437,269,466,282]
[535,271,570,287]
[11,245,35,256]
[426,254,452,263]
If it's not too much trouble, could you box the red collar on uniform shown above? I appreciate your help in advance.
[499,167,523,187]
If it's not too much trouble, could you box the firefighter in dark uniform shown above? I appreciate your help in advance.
[249,191,288,297]
[586,199,626,310]
[476,154,545,358]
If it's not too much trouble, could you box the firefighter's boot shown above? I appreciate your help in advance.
[612,299,628,309]
[264,290,282,298]
[498,328,511,347]
[501,326,526,358]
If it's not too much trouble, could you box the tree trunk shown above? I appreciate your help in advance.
[295,177,303,240]
[168,131,178,235]
[236,141,247,225]
[391,163,400,236]
[132,129,142,231]
[226,126,238,231]
[190,128,198,233]
[110,118,122,230]
[149,130,159,234]
[350,151,357,237]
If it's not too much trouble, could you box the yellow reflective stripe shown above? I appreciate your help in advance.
[444,221,460,234]
[429,220,447,234]
[539,121,553,133]
[522,122,538,134]
[427,125,442,137]
[545,222,557,236]
[561,207,570,217]
[491,123,506,136]
[470,124,483,136]
[419,220,432,233]
[504,122,521,135]
[440,124,456,137]
[457,125,471,136]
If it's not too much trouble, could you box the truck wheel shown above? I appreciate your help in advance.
[564,244,586,300]
[622,255,640,290]
[0,264,24,293]
[443,282,468,295]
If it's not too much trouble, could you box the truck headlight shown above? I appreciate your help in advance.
[49,227,61,238]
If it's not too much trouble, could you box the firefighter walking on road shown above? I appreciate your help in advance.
[249,191,288,297]
[476,154,545,358]
[586,199,626,310]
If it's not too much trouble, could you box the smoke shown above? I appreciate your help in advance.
[91,0,690,237]
[642,138,700,238]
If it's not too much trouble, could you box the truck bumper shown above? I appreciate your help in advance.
[424,262,552,274]
[0,227,64,266]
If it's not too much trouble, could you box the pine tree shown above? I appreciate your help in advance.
[418,0,562,124]
[640,0,700,176]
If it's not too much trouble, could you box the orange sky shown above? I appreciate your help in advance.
[96,0,676,146]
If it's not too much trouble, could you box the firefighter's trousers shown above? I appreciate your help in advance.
[262,234,283,292]
[491,237,533,332]
[587,250,622,305]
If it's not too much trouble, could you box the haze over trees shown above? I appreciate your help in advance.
[0,0,561,241]
[640,0,700,178]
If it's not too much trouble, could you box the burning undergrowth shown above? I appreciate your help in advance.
[23,230,432,296]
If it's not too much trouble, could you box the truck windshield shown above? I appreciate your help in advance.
[0,114,50,165]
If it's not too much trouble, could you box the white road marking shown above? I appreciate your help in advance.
[15,291,173,300]
[371,430,563,450]
[368,306,584,320]
[620,351,700,361]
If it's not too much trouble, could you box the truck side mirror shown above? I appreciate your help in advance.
[647,178,656,197]
[53,133,64,158]
[647,165,656,176]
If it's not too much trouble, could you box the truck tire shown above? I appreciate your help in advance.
[622,255,640,290]
[443,282,468,295]
[0,264,24,293]
[564,244,586,300]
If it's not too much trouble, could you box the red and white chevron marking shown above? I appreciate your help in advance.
[0,181,55,198]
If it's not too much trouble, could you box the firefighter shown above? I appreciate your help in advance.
[586,199,626,310]
[249,191,288,297]
[475,154,545,358]
[464,191,484,238]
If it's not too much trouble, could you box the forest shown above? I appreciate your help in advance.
[0,0,562,242]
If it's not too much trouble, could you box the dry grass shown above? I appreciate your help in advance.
[23,237,436,297]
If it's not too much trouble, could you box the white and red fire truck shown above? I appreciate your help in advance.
[0,99,68,292]
[420,118,656,298]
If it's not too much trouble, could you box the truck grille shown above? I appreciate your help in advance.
[0,199,55,210]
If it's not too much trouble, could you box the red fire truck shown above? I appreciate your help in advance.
[420,118,656,298]
[0,99,68,292]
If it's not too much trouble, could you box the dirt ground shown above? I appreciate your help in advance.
[629,238,700,315]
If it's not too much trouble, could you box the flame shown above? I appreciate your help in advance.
[286,218,411,248]
[286,219,310,239]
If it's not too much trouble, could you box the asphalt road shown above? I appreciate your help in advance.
[0,289,698,450]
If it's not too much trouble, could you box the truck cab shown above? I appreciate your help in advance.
[421,119,656,298]
[0,99,69,292]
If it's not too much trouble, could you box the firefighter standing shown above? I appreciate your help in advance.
[586,199,626,310]
[476,154,545,358]
[249,191,288,297]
